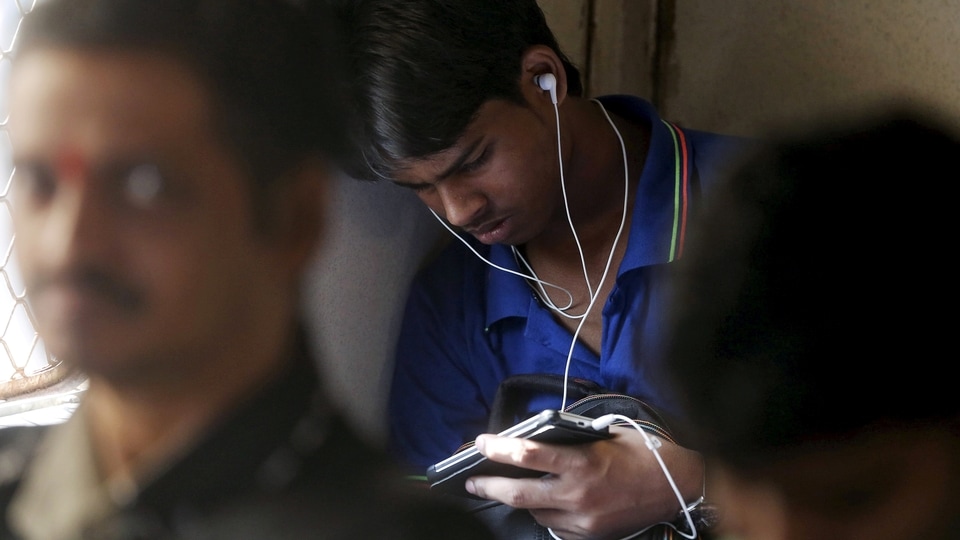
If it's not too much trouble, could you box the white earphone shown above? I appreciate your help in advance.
[534,72,557,104]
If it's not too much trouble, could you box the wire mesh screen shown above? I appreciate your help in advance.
[0,0,83,424]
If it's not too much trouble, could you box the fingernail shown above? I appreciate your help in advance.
[465,479,476,494]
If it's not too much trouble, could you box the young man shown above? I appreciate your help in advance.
[662,108,960,540]
[0,1,492,538]
[332,1,750,538]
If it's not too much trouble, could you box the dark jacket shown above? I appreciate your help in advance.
[0,337,492,539]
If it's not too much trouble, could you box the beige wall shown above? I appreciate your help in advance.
[667,1,960,136]
[541,0,960,135]
[539,0,658,99]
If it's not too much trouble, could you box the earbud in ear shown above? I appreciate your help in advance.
[534,73,557,104]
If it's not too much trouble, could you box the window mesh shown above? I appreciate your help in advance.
[0,0,83,424]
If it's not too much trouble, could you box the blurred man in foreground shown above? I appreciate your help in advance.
[663,106,960,540]
[0,1,492,538]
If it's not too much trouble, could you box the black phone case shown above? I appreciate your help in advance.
[425,409,613,499]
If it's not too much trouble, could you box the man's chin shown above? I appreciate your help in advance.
[43,334,138,379]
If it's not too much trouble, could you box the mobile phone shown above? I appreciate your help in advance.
[425,409,614,499]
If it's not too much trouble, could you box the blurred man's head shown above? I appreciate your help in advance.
[664,106,960,539]
[6,0,342,382]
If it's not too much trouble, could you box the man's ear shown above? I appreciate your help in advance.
[268,158,329,279]
[520,44,568,107]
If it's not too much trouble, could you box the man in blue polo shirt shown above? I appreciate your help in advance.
[332,1,750,538]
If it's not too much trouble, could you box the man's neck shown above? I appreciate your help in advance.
[83,336,292,486]
[527,98,649,264]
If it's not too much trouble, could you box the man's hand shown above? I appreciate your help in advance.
[464,426,703,540]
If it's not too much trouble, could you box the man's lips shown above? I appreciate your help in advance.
[465,217,505,236]
[464,217,512,245]
[29,271,143,315]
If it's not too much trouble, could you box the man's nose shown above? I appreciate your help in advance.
[42,184,114,268]
[435,183,486,228]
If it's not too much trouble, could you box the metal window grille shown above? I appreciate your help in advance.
[0,0,83,426]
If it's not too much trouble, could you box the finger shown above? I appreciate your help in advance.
[465,473,557,508]
[475,433,566,475]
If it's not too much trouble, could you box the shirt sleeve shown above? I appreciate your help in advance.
[386,245,493,471]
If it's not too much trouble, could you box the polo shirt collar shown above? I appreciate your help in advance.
[483,96,693,327]
[597,95,694,271]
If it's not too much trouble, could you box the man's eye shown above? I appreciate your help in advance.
[460,148,490,174]
[408,183,436,194]
[12,164,56,203]
[123,163,166,207]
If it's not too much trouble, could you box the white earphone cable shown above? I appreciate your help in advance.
[429,96,630,411]
[427,208,577,309]
[556,99,630,409]
[515,96,595,304]
[546,414,700,540]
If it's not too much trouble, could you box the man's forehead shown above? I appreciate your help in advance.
[390,135,487,187]
[391,147,459,182]
[10,47,210,115]
[8,48,215,156]
[388,99,514,184]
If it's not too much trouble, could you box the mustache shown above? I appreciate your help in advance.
[28,267,144,313]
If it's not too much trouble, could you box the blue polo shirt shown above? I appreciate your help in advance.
[388,95,751,469]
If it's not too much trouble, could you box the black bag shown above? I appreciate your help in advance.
[486,373,675,439]
[460,374,715,540]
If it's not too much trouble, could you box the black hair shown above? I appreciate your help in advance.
[663,105,960,471]
[330,0,583,182]
[15,0,345,190]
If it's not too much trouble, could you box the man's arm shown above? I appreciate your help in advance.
[386,249,494,470]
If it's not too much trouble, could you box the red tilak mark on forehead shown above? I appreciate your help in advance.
[55,147,89,183]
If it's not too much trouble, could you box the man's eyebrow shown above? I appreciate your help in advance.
[393,138,483,190]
